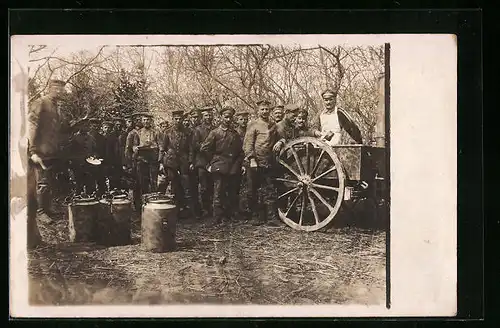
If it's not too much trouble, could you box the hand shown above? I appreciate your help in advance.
[324,131,335,141]
[189,164,195,171]
[30,153,47,169]
[159,164,164,173]
[250,158,258,168]
[207,166,212,173]
[133,146,139,153]
[241,166,246,175]
[273,141,283,153]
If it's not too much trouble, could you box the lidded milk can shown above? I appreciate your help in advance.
[98,189,133,246]
[141,193,178,253]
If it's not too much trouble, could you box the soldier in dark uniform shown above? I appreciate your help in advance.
[243,99,281,226]
[234,110,250,217]
[273,103,300,152]
[272,104,284,124]
[27,79,67,247]
[183,116,191,129]
[87,117,106,196]
[101,120,121,191]
[159,110,192,215]
[67,118,98,195]
[157,120,170,193]
[189,106,214,219]
[200,106,244,225]
[113,117,128,190]
[132,113,161,207]
[189,108,201,128]
[294,108,315,137]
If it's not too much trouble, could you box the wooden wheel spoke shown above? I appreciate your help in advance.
[299,192,306,226]
[279,159,301,178]
[285,190,303,216]
[305,142,310,174]
[309,187,334,213]
[290,146,305,176]
[310,150,325,176]
[311,183,340,192]
[275,177,300,184]
[278,187,299,200]
[307,192,320,225]
[312,166,337,182]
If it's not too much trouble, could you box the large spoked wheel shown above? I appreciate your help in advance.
[275,137,345,232]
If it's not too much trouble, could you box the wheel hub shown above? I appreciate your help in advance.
[298,175,312,187]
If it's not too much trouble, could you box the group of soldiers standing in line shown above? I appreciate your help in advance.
[27,79,362,249]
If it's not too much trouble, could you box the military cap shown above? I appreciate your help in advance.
[187,108,200,116]
[113,117,125,123]
[284,103,300,113]
[235,110,250,117]
[297,108,309,117]
[171,110,184,118]
[136,112,154,118]
[88,118,101,124]
[256,99,272,107]
[102,120,113,126]
[199,105,214,113]
[220,106,235,116]
[48,79,66,87]
[273,104,284,111]
[321,89,337,99]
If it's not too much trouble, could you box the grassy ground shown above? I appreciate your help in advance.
[28,198,386,306]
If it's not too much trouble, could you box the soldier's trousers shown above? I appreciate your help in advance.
[137,159,159,199]
[71,161,96,195]
[188,169,200,216]
[212,173,240,221]
[28,158,58,216]
[27,160,43,249]
[198,168,213,216]
[246,167,278,222]
[166,167,187,210]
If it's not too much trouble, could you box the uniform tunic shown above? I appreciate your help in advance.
[200,126,244,220]
[243,118,279,168]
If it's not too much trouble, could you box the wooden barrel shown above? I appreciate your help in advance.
[141,194,177,253]
[68,197,99,243]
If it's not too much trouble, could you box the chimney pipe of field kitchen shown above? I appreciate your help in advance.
[374,72,386,148]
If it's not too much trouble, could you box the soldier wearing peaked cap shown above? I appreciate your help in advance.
[124,113,146,210]
[274,103,300,152]
[187,108,201,128]
[100,120,121,191]
[234,110,250,138]
[189,105,215,219]
[131,112,161,206]
[85,117,107,196]
[200,105,244,224]
[242,98,280,226]
[310,89,363,146]
[26,77,70,244]
[233,110,251,215]
[272,104,284,124]
[159,109,192,215]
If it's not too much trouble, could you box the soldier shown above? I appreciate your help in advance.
[87,117,106,196]
[101,120,121,191]
[273,103,300,153]
[189,106,214,219]
[67,118,98,195]
[310,89,363,145]
[183,116,191,129]
[188,107,201,128]
[132,113,161,206]
[234,110,250,216]
[27,79,67,247]
[124,113,143,211]
[272,104,284,124]
[294,108,315,137]
[200,106,244,225]
[243,99,281,226]
[159,110,192,215]
[157,120,170,193]
[114,117,128,189]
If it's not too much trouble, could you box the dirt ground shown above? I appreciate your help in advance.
[28,199,387,306]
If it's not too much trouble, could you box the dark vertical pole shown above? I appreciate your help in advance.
[384,42,391,310]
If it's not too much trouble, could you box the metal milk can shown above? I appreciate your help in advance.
[98,189,133,246]
[141,193,178,253]
[68,193,99,243]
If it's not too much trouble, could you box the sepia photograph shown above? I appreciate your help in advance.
[10,34,456,318]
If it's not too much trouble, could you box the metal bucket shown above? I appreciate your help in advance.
[141,193,177,253]
[98,190,133,246]
[68,195,99,243]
